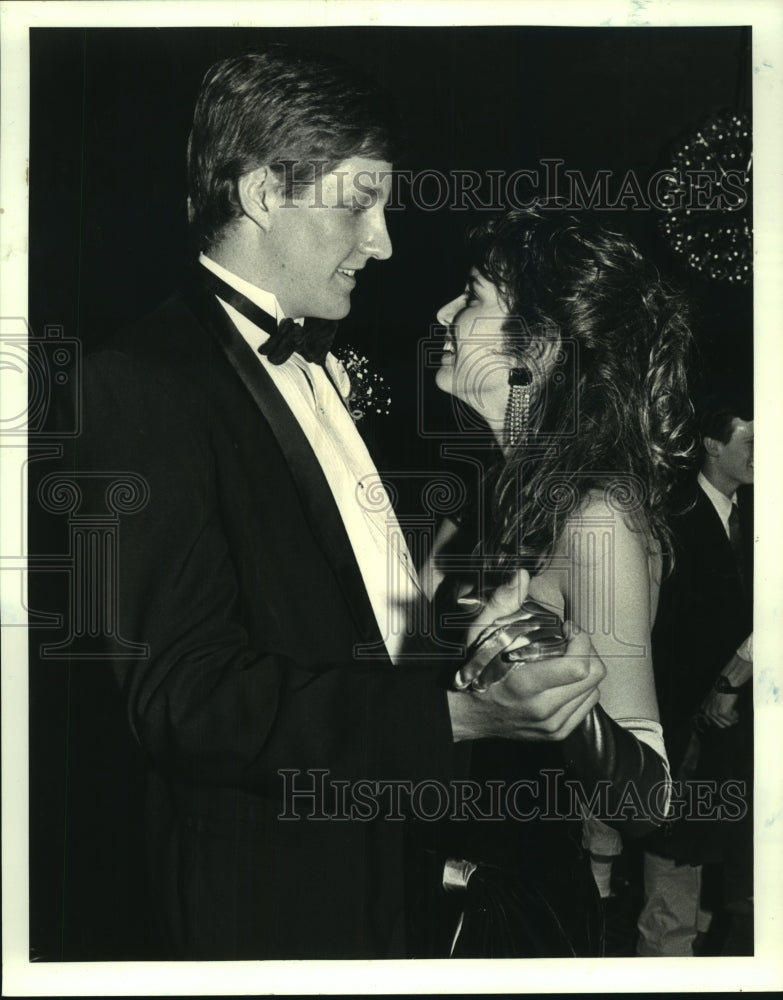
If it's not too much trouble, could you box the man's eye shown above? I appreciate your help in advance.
[338,198,366,214]
[350,196,375,214]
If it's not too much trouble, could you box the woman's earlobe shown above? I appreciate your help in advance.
[508,366,533,387]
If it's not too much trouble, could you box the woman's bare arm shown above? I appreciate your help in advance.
[557,494,660,723]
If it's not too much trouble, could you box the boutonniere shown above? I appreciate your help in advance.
[332,346,392,421]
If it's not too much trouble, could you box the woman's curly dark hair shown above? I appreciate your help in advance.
[465,209,697,578]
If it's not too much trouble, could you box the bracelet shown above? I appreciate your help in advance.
[713,675,743,694]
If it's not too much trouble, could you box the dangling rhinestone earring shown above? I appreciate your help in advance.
[503,366,532,449]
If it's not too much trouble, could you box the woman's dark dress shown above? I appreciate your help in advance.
[406,534,604,959]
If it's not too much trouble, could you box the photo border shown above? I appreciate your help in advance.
[2,0,782,994]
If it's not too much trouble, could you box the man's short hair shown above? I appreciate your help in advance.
[187,46,403,251]
[699,396,753,446]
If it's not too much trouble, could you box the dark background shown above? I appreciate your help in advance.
[28,25,753,960]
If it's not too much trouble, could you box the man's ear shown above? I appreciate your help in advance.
[703,435,721,457]
[236,166,282,232]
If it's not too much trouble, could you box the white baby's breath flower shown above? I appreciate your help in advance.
[333,345,392,420]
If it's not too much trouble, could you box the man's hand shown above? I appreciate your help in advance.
[701,689,740,728]
[447,629,605,742]
[700,646,752,728]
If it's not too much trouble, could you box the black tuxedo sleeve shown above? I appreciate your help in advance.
[65,350,454,798]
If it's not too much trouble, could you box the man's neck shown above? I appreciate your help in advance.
[207,236,291,311]
[701,462,737,500]
[208,242,262,291]
[200,253,287,323]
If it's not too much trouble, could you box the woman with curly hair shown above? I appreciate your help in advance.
[414,209,696,958]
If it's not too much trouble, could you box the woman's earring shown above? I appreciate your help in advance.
[503,366,532,449]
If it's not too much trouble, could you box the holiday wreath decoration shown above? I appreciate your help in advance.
[658,110,752,286]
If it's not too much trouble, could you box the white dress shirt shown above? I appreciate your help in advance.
[199,254,420,663]
[697,470,737,539]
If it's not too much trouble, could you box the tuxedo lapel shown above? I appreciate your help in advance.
[693,487,747,595]
[695,488,729,548]
[183,276,382,648]
[695,488,732,553]
[696,486,752,608]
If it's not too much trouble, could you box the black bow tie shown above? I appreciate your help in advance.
[199,263,337,366]
[260,316,337,366]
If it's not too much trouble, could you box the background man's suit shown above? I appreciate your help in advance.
[48,272,455,960]
[639,480,753,953]
[651,484,752,776]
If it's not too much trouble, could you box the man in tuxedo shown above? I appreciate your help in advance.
[638,399,753,956]
[48,48,603,960]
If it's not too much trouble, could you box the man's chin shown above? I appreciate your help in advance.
[313,297,352,321]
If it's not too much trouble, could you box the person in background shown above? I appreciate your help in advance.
[637,398,753,957]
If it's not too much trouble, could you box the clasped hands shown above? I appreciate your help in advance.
[447,570,605,743]
[699,649,751,729]
[700,690,739,729]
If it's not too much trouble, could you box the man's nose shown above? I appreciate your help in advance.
[361,209,392,261]
[436,295,462,326]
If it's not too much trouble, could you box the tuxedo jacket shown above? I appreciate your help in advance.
[651,483,753,763]
[54,274,455,960]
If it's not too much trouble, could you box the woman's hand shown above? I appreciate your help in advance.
[459,571,531,643]
[454,572,530,690]
[454,572,567,692]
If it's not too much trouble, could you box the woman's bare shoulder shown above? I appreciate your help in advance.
[559,488,656,553]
